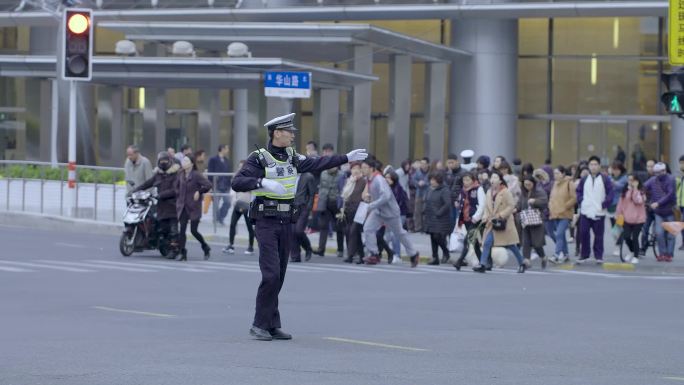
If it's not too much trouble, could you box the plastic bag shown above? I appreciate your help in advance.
[448,225,466,253]
[611,224,623,241]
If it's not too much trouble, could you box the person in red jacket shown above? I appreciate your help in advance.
[616,174,646,264]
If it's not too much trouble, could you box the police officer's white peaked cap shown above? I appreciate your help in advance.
[264,113,297,131]
[460,149,474,158]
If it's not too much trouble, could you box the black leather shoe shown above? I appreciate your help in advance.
[427,259,439,266]
[177,249,187,262]
[355,259,365,264]
[472,265,486,273]
[440,256,449,264]
[202,244,211,260]
[249,326,272,341]
[517,264,526,273]
[269,328,292,340]
[485,265,492,271]
[314,249,325,257]
[343,257,353,263]
[410,252,420,268]
[305,250,313,262]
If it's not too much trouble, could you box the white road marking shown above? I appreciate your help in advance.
[0,265,33,272]
[54,242,88,249]
[324,337,429,352]
[663,377,684,382]
[0,260,93,272]
[240,262,371,274]
[92,306,176,318]
[190,261,262,273]
[38,260,155,273]
[90,260,213,273]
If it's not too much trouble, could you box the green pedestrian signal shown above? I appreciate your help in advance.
[661,91,684,116]
[671,95,682,113]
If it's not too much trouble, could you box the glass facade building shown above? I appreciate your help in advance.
[0,2,677,169]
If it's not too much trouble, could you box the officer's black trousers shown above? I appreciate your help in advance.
[290,205,312,259]
[253,216,292,330]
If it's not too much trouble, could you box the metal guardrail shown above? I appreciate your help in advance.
[0,160,236,233]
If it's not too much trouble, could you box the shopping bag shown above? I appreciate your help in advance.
[611,224,623,241]
[448,225,465,253]
[662,221,684,236]
[202,193,212,215]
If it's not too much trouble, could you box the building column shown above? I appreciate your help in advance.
[315,88,340,150]
[97,86,124,166]
[425,62,448,162]
[199,89,220,155]
[350,45,373,150]
[233,88,249,170]
[142,88,166,159]
[450,18,518,161]
[388,55,412,166]
[266,97,293,121]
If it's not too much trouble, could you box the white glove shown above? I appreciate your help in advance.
[346,149,368,162]
[258,179,287,195]
[298,154,307,161]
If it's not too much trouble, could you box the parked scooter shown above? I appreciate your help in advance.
[119,190,176,258]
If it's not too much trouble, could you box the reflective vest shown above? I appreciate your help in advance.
[253,147,298,200]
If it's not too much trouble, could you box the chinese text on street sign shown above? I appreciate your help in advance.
[669,0,684,65]
[264,71,312,98]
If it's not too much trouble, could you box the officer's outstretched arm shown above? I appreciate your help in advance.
[231,155,266,192]
[296,149,367,174]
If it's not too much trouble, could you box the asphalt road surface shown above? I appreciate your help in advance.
[1,223,683,385]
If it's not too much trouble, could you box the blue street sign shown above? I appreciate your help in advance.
[264,71,312,98]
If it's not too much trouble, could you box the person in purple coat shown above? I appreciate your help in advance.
[576,156,614,263]
[644,162,677,261]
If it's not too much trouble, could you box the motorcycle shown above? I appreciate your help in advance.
[119,190,176,258]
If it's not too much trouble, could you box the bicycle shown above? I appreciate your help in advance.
[619,221,657,262]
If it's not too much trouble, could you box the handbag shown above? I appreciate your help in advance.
[519,208,543,228]
[491,218,506,231]
[615,214,625,227]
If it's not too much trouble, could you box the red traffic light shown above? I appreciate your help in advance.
[67,13,89,34]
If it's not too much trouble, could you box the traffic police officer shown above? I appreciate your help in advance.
[231,113,368,341]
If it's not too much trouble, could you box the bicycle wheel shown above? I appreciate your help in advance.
[619,239,630,262]
[650,235,658,259]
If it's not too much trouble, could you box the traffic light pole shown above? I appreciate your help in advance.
[67,80,77,217]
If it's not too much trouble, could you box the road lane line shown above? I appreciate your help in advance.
[663,377,684,382]
[90,260,213,273]
[92,306,176,318]
[0,265,33,272]
[324,337,429,352]
[55,242,88,249]
[38,260,155,273]
[188,262,262,273]
[0,260,93,272]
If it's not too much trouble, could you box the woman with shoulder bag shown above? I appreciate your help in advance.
[518,176,549,269]
[473,170,526,273]
[341,162,367,264]
[615,174,646,264]
[424,172,453,265]
[175,155,213,261]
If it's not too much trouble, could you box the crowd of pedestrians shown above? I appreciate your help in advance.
[127,141,684,272]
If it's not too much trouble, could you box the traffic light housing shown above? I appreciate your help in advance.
[661,91,684,116]
[62,9,92,81]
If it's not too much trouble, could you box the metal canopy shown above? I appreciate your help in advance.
[98,22,470,63]
[0,55,377,89]
[0,2,668,28]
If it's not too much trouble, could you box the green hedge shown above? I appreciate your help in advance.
[0,165,125,184]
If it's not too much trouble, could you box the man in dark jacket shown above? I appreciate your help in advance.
[445,153,467,224]
[132,152,181,259]
[291,172,316,262]
[207,144,232,225]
